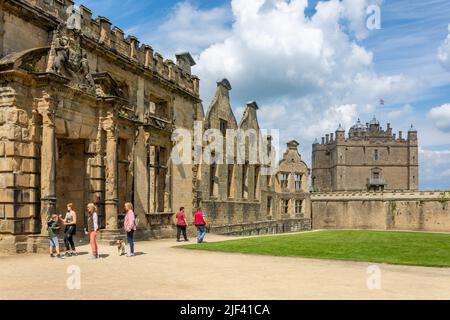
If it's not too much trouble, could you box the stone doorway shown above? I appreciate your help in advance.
[118,138,133,215]
[56,139,87,232]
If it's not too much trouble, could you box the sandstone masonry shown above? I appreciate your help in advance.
[312,118,419,192]
[0,0,311,253]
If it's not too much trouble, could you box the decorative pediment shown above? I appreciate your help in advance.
[91,72,126,99]
[0,47,50,72]
[279,141,309,172]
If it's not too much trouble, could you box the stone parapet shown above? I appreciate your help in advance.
[311,191,450,201]
[10,0,199,97]
[210,218,312,237]
[311,191,450,233]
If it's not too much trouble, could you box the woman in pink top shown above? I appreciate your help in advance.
[123,202,137,257]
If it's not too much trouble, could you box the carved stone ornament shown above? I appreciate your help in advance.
[47,23,95,94]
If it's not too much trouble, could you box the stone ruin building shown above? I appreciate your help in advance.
[200,80,311,235]
[5,0,448,255]
[0,0,311,253]
[311,117,419,192]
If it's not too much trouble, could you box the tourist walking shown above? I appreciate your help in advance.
[60,203,77,257]
[48,214,64,259]
[194,208,207,243]
[176,207,189,242]
[87,203,99,260]
[124,202,137,257]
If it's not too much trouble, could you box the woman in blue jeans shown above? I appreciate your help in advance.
[123,202,137,257]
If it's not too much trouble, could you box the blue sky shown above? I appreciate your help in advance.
[78,0,450,190]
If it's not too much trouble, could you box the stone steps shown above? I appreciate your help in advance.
[97,230,126,245]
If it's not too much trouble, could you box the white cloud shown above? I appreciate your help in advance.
[438,24,450,71]
[193,0,417,139]
[388,104,413,119]
[302,104,359,138]
[142,2,232,56]
[341,0,380,40]
[419,148,450,190]
[428,104,450,132]
[128,1,418,137]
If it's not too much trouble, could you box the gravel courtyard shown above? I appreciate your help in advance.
[1,234,449,300]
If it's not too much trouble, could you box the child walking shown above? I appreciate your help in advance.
[48,214,64,259]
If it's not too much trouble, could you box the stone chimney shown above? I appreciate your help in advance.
[326,134,330,144]
[287,140,300,151]
[176,52,196,75]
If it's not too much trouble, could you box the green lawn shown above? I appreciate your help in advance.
[180,230,450,267]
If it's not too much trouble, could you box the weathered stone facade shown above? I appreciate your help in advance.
[311,191,450,232]
[197,79,311,235]
[312,118,419,192]
[0,0,202,253]
[3,0,445,255]
[0,0,312,253]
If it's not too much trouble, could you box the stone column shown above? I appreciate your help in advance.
[0,3,5,58]
[37,93,57,235]
[104,115,119,230]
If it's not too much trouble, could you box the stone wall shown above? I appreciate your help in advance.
[0,0,202,254]
[0,0,317,255]
[311,191,450,232]
[210,218,312,237]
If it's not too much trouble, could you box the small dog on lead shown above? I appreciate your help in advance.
[117,240,126,256]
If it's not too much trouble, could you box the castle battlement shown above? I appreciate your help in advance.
[313,124,417,149]
[15,0,199,97]
[311,116,419,193]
